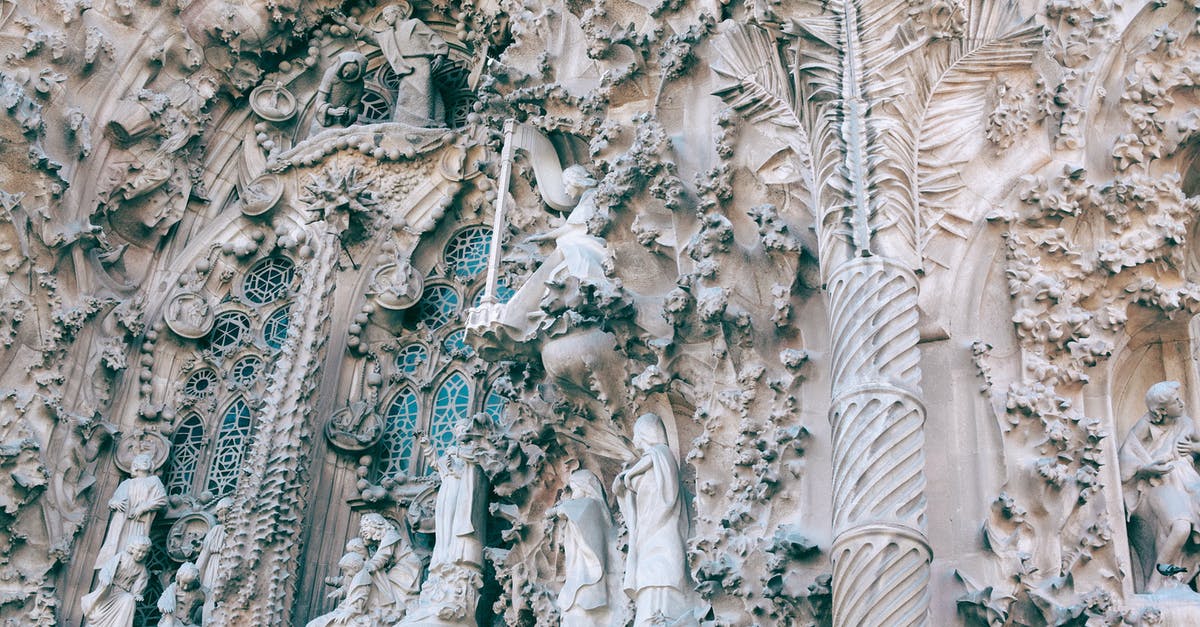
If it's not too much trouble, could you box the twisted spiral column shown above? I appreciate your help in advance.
[825,257,931,627]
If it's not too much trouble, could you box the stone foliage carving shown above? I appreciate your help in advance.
[12,0,1200,624]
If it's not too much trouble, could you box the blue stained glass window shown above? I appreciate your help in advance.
[207,398,253,498]
[166,415,205,496]
[430,373,471,457]
[208,311,251,355]
[263,304,291,350]
[484,388,507,424]
[382,389,419,477]
[418,286,459,330]
[183,369,219,399]
[242,257,295,304]
[442,329,474,358]
[396,344,428,375]
[444,227,491,279]
[472,281,514,306]
[231,355,262,387]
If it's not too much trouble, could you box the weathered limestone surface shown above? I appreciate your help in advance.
[7,0,1200,625]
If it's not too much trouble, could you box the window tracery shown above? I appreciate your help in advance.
[132,525,174,627]
[381,388,420,477]
[350,56,475,129]
[263,304,291,350]
[417,284,460,331]
[206,311,252,356]
[160,255,297,505]
[165,416,204,497]
[242,257,295,304]
[207,398,254,498]
[365,225,510,482]
[430,372,471,456]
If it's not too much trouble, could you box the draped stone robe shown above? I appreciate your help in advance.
[93,474,167,569]
[619,442,688,595]
[558,496,609,626]
[82,551,148,627]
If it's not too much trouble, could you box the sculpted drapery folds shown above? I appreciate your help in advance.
[358,513,425,617]
[194,497,231,620]
[307,514,424,627]
[614,413,693,627]
[156,562,205,627]
[81,537,151,627]
[92,454,167,572]
[551,469,613,627]
[1120,381,1200,593]
[314,52,367,129]
[423,422,486,571]
[19,0,1200,624]
[335,2,448,127]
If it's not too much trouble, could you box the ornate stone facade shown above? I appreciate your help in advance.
[6,0,1200,625]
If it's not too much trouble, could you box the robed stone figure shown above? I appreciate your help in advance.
[83,537,151,627]
[421,424,486,569]
[358,513,425,618]
[1120,380,1200,592]
[156,562,205,627]
[334,2,447,127]
[94,454,167,571]
[195,497,231,620]
[614,413,691,626]
[398,421,488,626]
[551,469,612,626]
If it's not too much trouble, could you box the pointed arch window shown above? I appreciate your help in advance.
[207,398,253,498]
[484,387,507,424]
[371,223,510,481]
[381,388,420,477]
[161,254,297,504]
[165,416,204,497]
[430,372,471,455]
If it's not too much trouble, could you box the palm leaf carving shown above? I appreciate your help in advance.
[713,20,853,262]
[905,0,1042,260]
[714,0,1038,269]
[711,24,801,130]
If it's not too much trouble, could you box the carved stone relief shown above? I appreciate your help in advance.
[10,0,1200,625]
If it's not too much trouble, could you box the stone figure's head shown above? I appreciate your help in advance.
[452,415,478,442]
[334,51,366,82]
[131,453,155,476]
[632,412,669,452]
[379,2,413,25]
[128,537,153,562]
[214,496,234,520]
[568,469,605,502]
[339,548,366,575]
[176,562,201,589]
[563,165,597,200]
[1146,380,1185,421]
[345,536,369,558]
[359,512,394,543]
